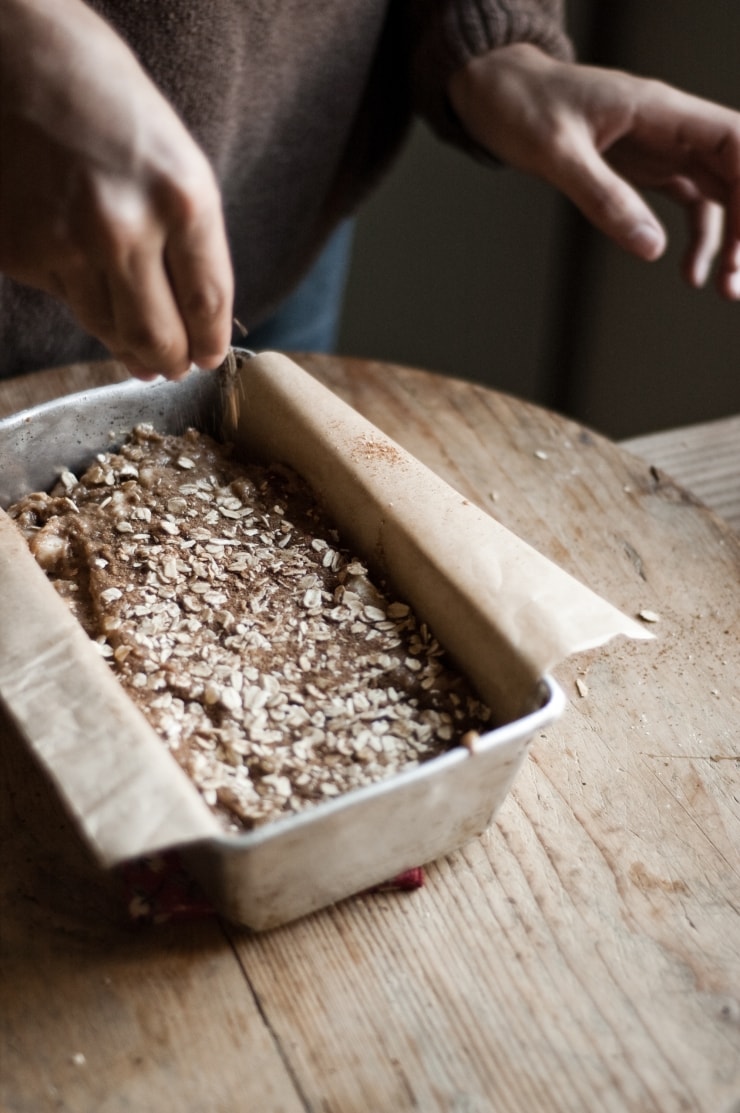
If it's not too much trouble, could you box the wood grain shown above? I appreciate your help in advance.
[0,705,305,1113]
[1,355,738,1113]
[623,415,740,534]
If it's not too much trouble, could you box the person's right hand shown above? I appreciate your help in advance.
[0,0,234,380]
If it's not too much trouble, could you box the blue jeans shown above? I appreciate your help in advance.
[241,219,354,353]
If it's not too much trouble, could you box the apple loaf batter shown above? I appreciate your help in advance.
[8,425,492,831]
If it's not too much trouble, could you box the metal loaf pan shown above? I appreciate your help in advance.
[0,356,565,930]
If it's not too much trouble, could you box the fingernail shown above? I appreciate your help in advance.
[126,363,159,382]
[628,223,665,260]
[195,354,228,371]
[692,258,712,288]
[725,270,740,299]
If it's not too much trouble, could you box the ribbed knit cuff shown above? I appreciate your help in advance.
[411,0,574,160]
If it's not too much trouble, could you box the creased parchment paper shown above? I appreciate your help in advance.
[0,351,650,868]
[229,353,651,716]
[0,511,222,862]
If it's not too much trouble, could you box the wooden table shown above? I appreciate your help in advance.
[622,416,740,536]
[1,356,739,1113]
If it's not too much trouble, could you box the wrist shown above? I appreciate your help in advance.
[447,43,561,163]
[449,42,553,116]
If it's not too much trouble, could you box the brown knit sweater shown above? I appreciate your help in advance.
[0,0,571,378]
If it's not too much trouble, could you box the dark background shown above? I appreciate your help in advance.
[339,1,740,439]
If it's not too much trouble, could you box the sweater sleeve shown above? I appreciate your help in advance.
[410,0,574,154]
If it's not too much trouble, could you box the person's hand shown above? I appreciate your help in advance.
[0,0,234,380]
[448,43,740,298]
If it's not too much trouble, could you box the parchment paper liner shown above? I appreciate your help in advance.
[0,352,651,868]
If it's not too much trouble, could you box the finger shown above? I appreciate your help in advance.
[610,167,729,290]
[716,179,740,300]
[164,198,234,371]
[717,241,740,300]
[47,266,154,380]
[50,266,116,338]
[681,199,723,288]
[118,360,160,382]
[107,247,191,380]
[550,133,667,261]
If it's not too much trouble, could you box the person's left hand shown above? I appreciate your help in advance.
[448,43,740,298]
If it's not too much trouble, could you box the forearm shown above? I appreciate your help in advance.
[1,0,140,112]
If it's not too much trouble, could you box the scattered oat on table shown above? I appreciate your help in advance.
[8,425,493,832]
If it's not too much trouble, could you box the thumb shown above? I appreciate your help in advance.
[551,139,666,261]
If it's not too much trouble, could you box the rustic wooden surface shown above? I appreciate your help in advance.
[622,415,740,535]
[1,355,739,1113]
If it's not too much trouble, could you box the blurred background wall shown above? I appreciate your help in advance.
[338,0,740,439]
